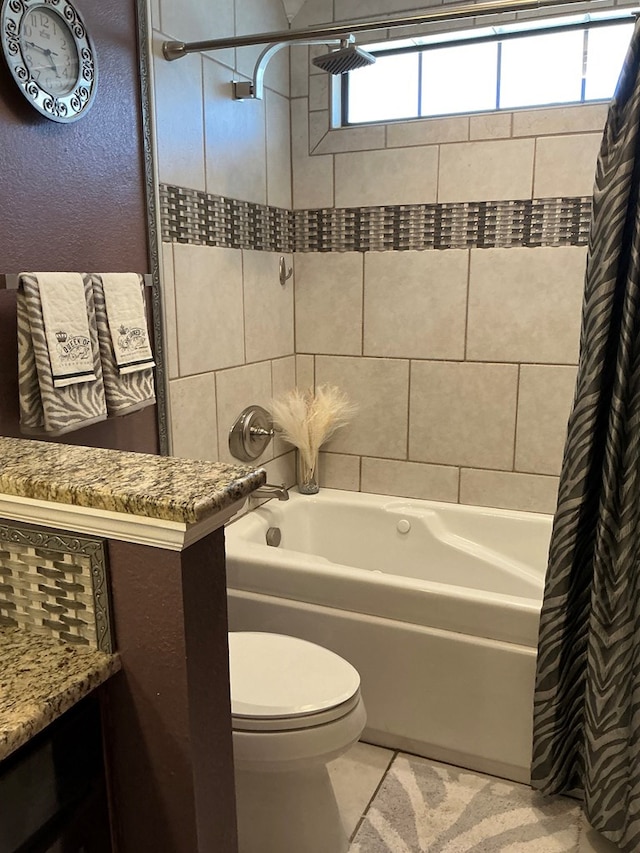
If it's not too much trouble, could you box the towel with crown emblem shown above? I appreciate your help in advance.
[99,273,155,375]
[91,273,156,416]
[17,273,108,435]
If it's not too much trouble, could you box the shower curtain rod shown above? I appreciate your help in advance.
[163,0,603,60]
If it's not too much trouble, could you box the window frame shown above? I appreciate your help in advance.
[340,15,635,127]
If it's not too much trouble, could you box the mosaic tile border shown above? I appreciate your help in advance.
[160,183,592,252]
[0,520,113,654]
[160,185,295,252]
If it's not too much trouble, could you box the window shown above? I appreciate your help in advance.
[343,15,635,125]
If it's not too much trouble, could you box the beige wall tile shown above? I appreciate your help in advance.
[319,452,361,491]
[203,58,266,204]
[291,98,334,208]
[291,45,310,98]
[460,469,559,514]
[266,91,292,210]
[309,110,329,150]
[467,246,585,364]
[387,116,469,147]
[243,251,294,362]
[161,242,179,380]
[263,451,297,490]
[534,134,602,198]
[309,73,329,111]
[296,354,315,390]
[263,49,290,99]
[335,147,438,207]
[315,356,410,458]
[152,36,205,190]
[159,0,234,68]
[216,361,273,464]
[169,374,218,461]
[314,125,386,154]
[174,244,245,374]
[291,0,332,27]
[364,250,468,360]
[439,138,535,203]
[295,253,363,355]
[410,361,518,469]
[334,0,419,18]
[361,458,459,503]
[469,112,512,140]
[272,356,296,398]
[272,356,297,457]
[516,365,577,476]
[513,103,608,137]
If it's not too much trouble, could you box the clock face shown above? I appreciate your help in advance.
[20,7,79,97]
[1,0,97,122]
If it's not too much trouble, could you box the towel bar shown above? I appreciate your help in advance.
[0,274,154,290]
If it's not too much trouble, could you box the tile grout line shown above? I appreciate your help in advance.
[349,748,399,844]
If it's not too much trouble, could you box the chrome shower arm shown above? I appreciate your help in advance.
[232,37,348,100]
[162,0,595,61]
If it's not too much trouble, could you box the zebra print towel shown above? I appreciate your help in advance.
[17,273,108,436]
[91,274,156,416]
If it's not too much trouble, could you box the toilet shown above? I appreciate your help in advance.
[228,631,367,853]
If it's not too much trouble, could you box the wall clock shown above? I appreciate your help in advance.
[1,0,97,122]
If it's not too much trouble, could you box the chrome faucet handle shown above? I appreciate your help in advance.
[229,405,274,461]
[249,426,274,438]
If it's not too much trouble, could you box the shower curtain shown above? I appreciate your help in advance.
[531,19,640,852]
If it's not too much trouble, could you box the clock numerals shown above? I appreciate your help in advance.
[19,7,79,97]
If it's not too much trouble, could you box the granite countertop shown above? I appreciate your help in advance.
[0,436,266,523]
[0,626,120,762]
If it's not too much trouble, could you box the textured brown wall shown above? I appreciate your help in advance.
[104,533,237,853]
[0,0,158,452]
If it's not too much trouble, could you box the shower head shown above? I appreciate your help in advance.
[312,41,376,75]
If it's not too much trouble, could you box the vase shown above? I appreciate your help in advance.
[297,450,319,494]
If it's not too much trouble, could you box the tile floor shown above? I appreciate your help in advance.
[327,741,621,853]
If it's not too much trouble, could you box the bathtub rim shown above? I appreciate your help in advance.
[225,488,548,648]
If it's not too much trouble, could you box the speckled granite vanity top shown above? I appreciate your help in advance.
[0,436,266,523]
[0,627,120,761]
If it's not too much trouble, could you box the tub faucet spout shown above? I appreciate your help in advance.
[252,483,289,501]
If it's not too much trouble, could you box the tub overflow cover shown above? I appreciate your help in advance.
[397,519,411,534]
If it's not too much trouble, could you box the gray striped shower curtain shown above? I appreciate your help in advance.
[531,19,640,852]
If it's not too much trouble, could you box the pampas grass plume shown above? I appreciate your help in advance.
[270,385,356,469]
[270,388,313,468]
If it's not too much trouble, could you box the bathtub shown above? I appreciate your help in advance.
[225,488,552,783]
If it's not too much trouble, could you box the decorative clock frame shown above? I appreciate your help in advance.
[1,0,97,122]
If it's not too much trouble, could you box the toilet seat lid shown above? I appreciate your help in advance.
[228,632,361,718]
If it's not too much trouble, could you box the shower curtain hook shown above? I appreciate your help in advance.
[279,256,293,287]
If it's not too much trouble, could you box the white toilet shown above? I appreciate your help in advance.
[228,631,367,853]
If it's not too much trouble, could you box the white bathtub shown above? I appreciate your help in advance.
[225,488,552,783]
